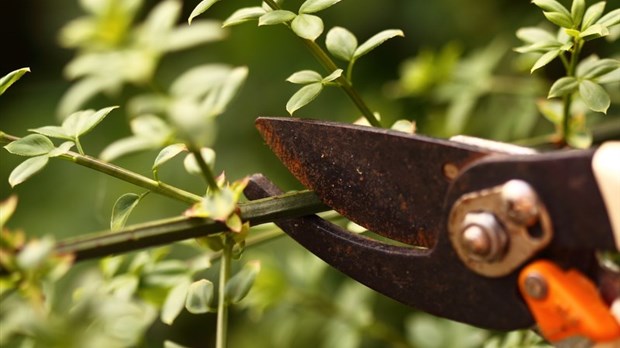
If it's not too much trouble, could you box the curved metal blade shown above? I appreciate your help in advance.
[256,117,490,247]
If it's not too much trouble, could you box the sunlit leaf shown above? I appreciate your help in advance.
[111,192,148,231]
[16,236,55,270]
[189,0,220,24]
[225,213,243,233]
[568,128,592,149]
[291,14,324,41]
[208,66,248,116]
[183,148,216,176]
[0,67,30,95]
[0,195,18,229]
[322,69,343,83]
[530,49,560,73]
[8,156,49,187]
[299,0,341,14]
[542,11,574,28]
[29,126,71,140]
[48,141,75,157]
[515,27,556,43]
[259,10,296,26]
[577,57,620,79]
[100,136,160,162]
[532,0,570,16]
[596,8,620,28]
[326,27,358,61]
[353,29,404,60]
[286,70,322,84]
[161,280,190,325]
[579,80,610,113]
[100,255,125,278]
[548,76,578,97]
[130,114,173,140]
[163,20,227,52]
[223,7,266,27]
[582,1,606,29]
[143,0,181,37]
[62,106,118,138]
[571,0,585,28]
[153,143,187,176]
[286,82,323,115]
[165,340,191,348]
[57,76,119,117]
[580,23,609,40]
[185,279,214,314]
[224,260,260,304]
[4,134,55,157]
[536,99,564,125]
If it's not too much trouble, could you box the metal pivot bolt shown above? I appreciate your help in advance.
[523,271,548,300]
[501,180,540,227]
[460,213,508,262]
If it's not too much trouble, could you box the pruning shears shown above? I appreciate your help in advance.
[244,117,620,346]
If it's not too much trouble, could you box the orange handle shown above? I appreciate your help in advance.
[519,260,620,343]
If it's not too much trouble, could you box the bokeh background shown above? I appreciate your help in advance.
[1,0,619,347]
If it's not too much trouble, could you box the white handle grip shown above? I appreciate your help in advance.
[592,141,620,251]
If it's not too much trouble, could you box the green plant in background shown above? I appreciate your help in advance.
[516,0,620,147]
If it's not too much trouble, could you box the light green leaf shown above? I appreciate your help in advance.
[170,64,232,99]
[286,82,323,115]
[153,143,187,175]
[532,0,570,16]
[163,21,227,52]
[111,192,147,231]
[579,23,609,40]
[4,134,55,156]
[514,40,563,53]
[0,195,18,229]
[577,58,620,79]
[598,67,620,84]
[571,0,585,28]
[100,136,160,162]
[165,341,191,348]
[322,69,343,83]
[515,27,556,43]
[299,0,341,14]
[188,0,220,24]
[185,279,214,314]
[582,1,605,29]
[286,70,322,84]
[29,126,71,140]
[543,11,574,28]
[223,7,266,27]
[548,76,578,97]
[16,236,55,270]
[161,280,190,325]
[579,80,610,113]
[62,106,118,138]
[537,99,564,125]
[353,29,404,60]
[326,27,358,61]
[57,77,117,117]
[259,10,296,26]
[9,156,49,187]
[48,141,75,157]
[0,67,30,95]
[596,8,620,28]
[224,260,260,304]
[143,0,181,36]
[225,213,243,232]
[567,128,592,149]
[183,148,216,176]
[208,66,248,116]
[531,50,560,73]
[291,14,324,41]
[131,115,173,140]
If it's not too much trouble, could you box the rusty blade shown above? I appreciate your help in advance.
[256,117,491,247]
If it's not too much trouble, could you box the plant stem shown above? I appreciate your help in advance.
[562,39,582,144]
[0,132,201,204]
[216,235,233,348]
[187,142,220,193]
[262,0,383,128]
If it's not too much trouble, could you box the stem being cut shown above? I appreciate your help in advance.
[216,235,233,348]
[561,39,583,145]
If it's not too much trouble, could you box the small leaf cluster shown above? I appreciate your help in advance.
[0,67,30,96]
[58,0,226,116]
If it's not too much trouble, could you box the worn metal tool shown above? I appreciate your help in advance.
[244,117,620,345]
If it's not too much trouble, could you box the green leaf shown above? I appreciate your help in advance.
[62,106,118,138]
[153,143,187,176]
[596,8,620,27]
[111,192,147,231]
[131,115,173,141]
[29,126,71,140]
[100,136,161,162]
[183,148,216,176]
[579,80,610,113]
[0,195,18,229]
[543,11,575,28]
[0,67,30,95]
[299,0,341,14]
[515,27,556,44]
[532,0,570,16]
[548,76,579,97]
[163,21,227,52]
[188,0,220,25]
[291,14,324,41]
[48,141,75,157]
[224,260,260,304]
[577,58,620,79]
[185,279,214,314]
[571,0,585,28]
[286,70,322,84]
[161,280,190,325]
[567,128,592,149]
[208,66,248,116]
[326,27,358,61]
[164,341,191,348]
[16,236,55,270]
[322,69,343,83]
[4,134,55,156]
[353,29,404,60]
[9,156,49,188]
[537,99,564,125]
[530,49,560,73]
[286,82,323,115]
[225,213,243,232]
[223,7,266,27]
[259,10,296,26]
[57,77,117,117]
[579,23,609,40]
[582,1,606,29]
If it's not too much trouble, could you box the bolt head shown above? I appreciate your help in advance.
[501,180,539,226]
[459,213,508,262]
[462,225,492,257]
[523,272,548,300]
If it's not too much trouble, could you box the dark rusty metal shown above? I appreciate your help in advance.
[244,174,533,330]
[255,117,490,248]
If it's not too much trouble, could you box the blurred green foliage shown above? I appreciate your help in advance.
[0,0,618,347]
